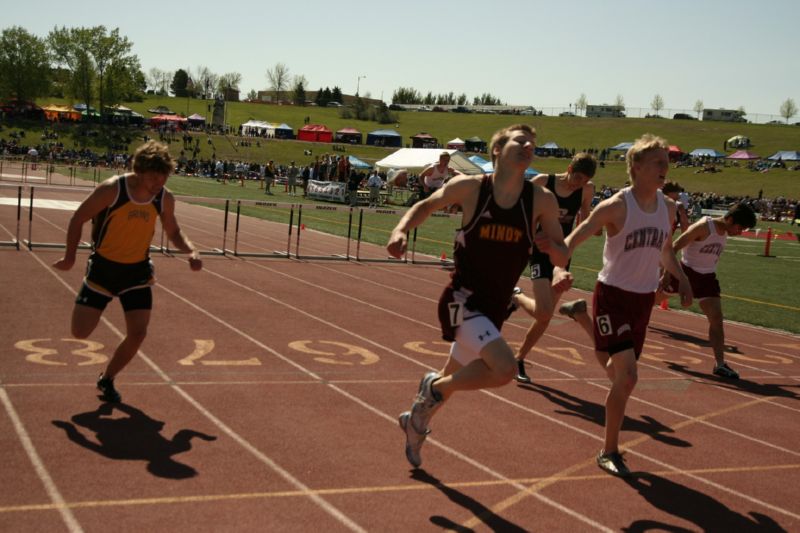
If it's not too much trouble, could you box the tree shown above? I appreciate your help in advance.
[331,86,343,103]
[193,66,216,99]
[780,98,797,124]
[614,94,625,111]
[292,79,306,106]
[575,93,587,115]
[457,93,468,106]
[391,87,422,104]
[266,62,290,103]
[171,69,190,97]
[217,72,242,98]
[651,94,664,116]
[693,99,704,119]
[48,26,96,108]
[0,26,51,103]
[102,56,144,106]
[88,27,136,114]
[147,67,170,95]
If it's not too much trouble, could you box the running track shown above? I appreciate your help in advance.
[1,185,798,532]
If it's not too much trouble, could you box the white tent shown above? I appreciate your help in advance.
[446,137,466,150]
[375,148,484,175]
[241,119,271,135]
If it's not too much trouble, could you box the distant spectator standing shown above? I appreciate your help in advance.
[287,161,299,196]
[264,160,275,195]
[366,169,383,207]
[348,168,362,206]
[302,164,311,197]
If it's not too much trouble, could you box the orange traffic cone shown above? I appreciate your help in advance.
[660,299,669,310]
[300,223,306,230]
[440,252,447,261]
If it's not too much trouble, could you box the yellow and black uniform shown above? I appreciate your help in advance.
[77,175,163,311]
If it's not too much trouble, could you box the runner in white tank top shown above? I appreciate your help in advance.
[680,216,726,273]
[660,204,757,380]
[562,134,691,478]
[598,187,671,293]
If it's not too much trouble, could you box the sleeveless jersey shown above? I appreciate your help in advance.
[424,164,449,190]
[92,175,163,264]
[451,175,534,326]
[546,174,583,236]
[598,187,670,293]
[680,216,726,274]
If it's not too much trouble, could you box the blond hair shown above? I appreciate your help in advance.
[132,140,175,175]
[626,133,668,180]
[489,124,536,165]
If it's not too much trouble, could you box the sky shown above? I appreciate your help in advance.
[6,0,799,119]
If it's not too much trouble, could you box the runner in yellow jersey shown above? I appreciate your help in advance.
[54,140,202,403]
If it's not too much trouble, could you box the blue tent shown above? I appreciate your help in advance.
[768,150,800,161]
[348,155,371,169]
[689,148,726,158]
[275,123,294,139]
[469,155,538,177]
[366,129,402,147]
[610,142,634,151]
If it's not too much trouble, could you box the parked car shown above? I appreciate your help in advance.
[558,111,576,117]
[673,113,697,120]
[326,101,342,107]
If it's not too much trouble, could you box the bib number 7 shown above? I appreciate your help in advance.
[448,302,464,327]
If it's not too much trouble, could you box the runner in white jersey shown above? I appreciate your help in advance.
[657,203,757,379]
[419,151,455,199]
[564,134,692,478]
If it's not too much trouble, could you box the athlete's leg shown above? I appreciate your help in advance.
[102,308,151,380]
[515,278,555,363]
[603,349,638,454]
[71,304,105,339]
[434,337,516,402]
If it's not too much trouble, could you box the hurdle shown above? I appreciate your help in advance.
[0,184,22,249]
[352,208,408,264]
[163,196,230,257]
[293,203,356,261]
[227,199,294,258]
[21,185,93,251]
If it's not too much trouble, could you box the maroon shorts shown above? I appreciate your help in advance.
[592,281,655,358]
[665,264,720,299]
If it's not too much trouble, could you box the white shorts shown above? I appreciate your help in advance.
[449,314,501,366]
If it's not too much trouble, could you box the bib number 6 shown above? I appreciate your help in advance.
[596,314,613,336]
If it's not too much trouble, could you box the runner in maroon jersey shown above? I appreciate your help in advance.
[386,124,568,468]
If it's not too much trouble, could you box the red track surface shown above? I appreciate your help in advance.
[1,186,799,531]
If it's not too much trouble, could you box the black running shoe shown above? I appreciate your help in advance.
[96,375,121,403]
[558,299,587,320]
[596,450,631,478]
[713,362,739,379]
[515,360,531,384]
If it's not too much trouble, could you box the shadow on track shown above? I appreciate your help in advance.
[666,362,800,401]
[52,402,217,479]
[518,381,692,447]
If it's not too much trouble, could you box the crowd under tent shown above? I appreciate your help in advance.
[464,136,487,153]
[187,113,206,126]
[469,154,538,177]
[366,129,402,147]
[446,137,466,151]
[768,150,800,161]
[275,123,294,139]
[610,142,634,151]
[668,145,684,161]
[726,150,760,160]
[727,135,750,148]
[297,124,333,143]
[241,119,271,135]
[411,132,438,149]
[335,127,363,144]
[42,104,81,122]
[150,114,187,128]
[689,148,726,158]
[376,148,484,175]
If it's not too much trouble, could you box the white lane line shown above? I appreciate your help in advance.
[25,251,366,533]
[0,388,83,532]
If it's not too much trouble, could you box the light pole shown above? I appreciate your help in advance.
[356,75,366,97]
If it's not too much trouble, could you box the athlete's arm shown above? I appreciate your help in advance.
[565,195,620,254]
[532,186,568,268]
[160,191,202,271]
[672,217,710,253]
[387,174,477,258]
[661,201,692,307]
[52,180,117,270]
[578,182,595,223]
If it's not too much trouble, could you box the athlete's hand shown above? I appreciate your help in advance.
[52,257,74,271]
[387,229,408,259]
[551,270,574,294]
[677,275,693,307]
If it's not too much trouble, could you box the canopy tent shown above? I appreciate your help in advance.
[446,137,466,150]
[689,148,726,158]
[147,105,175,115]
[241,119,271,135]
[335,127,363,144]
[73,103,95,112]
[464,136,487,153]
[348,155,371,169]
[187,113,206,124]
[610,142,634,151]
[767,150,800,161]
[727,135,750,148]
[727,150,760,160]
[297,124,332,143]
[366,129,402,147]
[540,141,560,150]
[411,132,438,148]
[275,123,294,139]
[469,154,538,177]
[42,104,81,122]
[376,148,484,175]
[668,145,684,161]
[150,114,187,128]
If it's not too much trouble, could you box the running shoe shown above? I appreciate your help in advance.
[558,299,587,320]
[398,411,430,468]
[596,450,631,478]
[409,371,442,432]
[96,375,121,403]
[515,360,531,384]
[713,362,740,379]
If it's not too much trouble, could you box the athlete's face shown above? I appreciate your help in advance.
[566,170,590,191]
[724,218,746,236]
[633,149,669,188]
[496,130,535,168]
[139,171,168,195]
